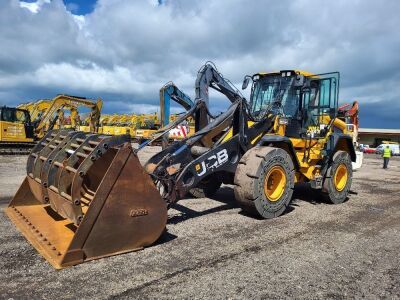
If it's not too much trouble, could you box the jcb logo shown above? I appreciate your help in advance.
[195,149,228,176]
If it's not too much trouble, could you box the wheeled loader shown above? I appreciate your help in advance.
[6,63,356,268]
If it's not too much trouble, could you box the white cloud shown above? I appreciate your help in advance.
[19,0,50,13]
[72,14,85,30]
[1,0,400,127]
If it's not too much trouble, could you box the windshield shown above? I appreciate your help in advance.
[250,74,299,117]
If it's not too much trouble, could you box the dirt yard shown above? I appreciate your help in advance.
[0,151,399,299]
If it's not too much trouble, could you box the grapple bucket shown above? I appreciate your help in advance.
[6,130,167,269]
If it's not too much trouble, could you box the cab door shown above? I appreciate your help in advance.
[0,108,19,141]
[301,73,339,137]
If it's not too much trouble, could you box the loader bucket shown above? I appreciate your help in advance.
[5,130,167,269]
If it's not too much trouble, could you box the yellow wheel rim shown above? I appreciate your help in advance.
[264,166,286,202]
[334,164,348,192]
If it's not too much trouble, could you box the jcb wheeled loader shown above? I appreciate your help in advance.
[6,63,356,268]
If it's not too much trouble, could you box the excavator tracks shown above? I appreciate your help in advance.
[0,142,37,155]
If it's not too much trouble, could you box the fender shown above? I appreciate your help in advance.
[258,135,300,169]
[326,133,356,162]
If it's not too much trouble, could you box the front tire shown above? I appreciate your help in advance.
[234,147,295,219]
[320,150,352,204]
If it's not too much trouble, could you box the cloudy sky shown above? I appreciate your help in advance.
[1,0,400,128]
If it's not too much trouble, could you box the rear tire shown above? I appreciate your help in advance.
[320,151,352,204]
[234,146,295,219]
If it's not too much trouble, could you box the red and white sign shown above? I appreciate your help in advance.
[169,124,190,139]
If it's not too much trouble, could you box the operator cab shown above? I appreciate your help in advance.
[243,70,340,138]
[0,106,34,139]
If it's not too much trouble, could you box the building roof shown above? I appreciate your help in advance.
[359,128,400,135]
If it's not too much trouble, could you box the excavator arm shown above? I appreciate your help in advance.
[338,101,359,130]
[35,94,103,138]
[160,82,194,127]
[30,100,51,124]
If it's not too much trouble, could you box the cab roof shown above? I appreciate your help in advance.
[255,70,315,77]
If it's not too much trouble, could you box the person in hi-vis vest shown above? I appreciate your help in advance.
[382,145,392,169]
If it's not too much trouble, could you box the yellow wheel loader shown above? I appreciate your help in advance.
[6,63,356,268]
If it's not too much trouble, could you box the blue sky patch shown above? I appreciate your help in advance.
[63,0,96,15]
[21,0,97,15]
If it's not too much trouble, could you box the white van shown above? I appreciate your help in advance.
[376,144,400,155]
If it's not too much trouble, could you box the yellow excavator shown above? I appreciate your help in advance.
[6,63,357,268]
[16,101,35,114]
[0,106,36,154]
[133,112,161,143]
[100,114,121,135]
[34,94,102,138]
[0,95,102,154]
[18,100,51,124]
[111,114,133,136]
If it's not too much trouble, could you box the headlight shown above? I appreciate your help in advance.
[279,117,288,125]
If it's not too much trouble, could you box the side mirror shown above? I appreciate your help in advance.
[242,76,251,90]
[294,74,305,87]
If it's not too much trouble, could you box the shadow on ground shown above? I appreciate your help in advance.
[168,186,238,225]
[168,183,332,225]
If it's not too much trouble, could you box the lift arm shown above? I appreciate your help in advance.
[194,62,245,131]
[195,62,244,105]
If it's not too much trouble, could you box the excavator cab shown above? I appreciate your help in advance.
[0,106,34,145]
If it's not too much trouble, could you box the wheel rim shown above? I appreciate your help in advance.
[264,166,286,202]
[334,164,348,192]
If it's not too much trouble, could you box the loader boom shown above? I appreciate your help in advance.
[194,62,244,131]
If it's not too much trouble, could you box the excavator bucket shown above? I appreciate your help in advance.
[5,130,167,269]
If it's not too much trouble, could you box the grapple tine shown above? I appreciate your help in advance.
[26,129,75,204]
[6,130,167,269]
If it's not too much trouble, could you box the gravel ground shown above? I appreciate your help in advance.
[0,151,400,299]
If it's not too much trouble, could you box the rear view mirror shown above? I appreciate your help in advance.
[242,76,251,90]
[294,74,305,87]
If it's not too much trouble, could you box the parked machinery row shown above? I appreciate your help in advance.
[1,95,102,154]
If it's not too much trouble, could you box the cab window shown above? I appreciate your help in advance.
[16,110,29,123]
[1,108,15,122]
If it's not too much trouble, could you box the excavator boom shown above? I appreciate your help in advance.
[35,94,103,138]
